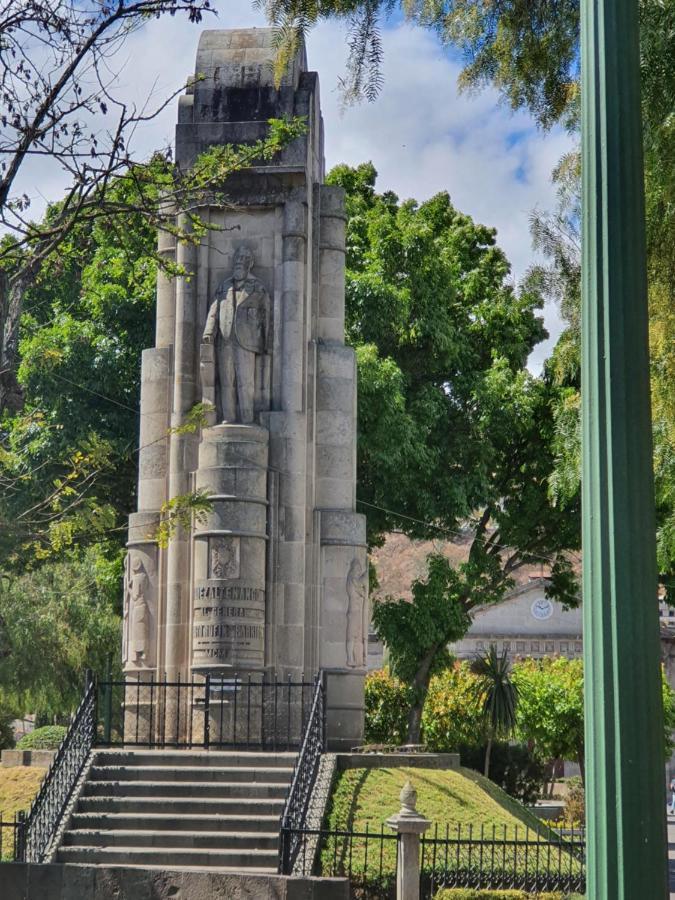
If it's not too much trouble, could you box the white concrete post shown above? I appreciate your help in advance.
[386,781,431,900]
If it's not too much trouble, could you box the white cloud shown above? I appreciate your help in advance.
[11,8,572,370]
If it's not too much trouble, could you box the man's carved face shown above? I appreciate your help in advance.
[233,247,253,282]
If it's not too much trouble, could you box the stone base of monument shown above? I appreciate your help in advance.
[324,669,366,752]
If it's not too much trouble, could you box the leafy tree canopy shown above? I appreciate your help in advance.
[336,162,580,741]
[0,546,122,721]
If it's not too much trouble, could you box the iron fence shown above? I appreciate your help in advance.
[420,823,586,896]
[0,812,25,862]
[285,825,398,899]
[278,673,325,873]
[282,822,585,899]
[97,672,316,750]
[20,672,97,862]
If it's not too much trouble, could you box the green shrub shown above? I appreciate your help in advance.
[422,664,486,751]
[364,669,410,744]
[459,742,547,805]
[16,725,67,750]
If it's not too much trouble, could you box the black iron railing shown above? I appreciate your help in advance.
[280,822,585,899]
[288,825,398,899]
[97,672,316,750]
[0,812,25,862]
[278,672,325,873]
[18,672,97,862]
[420,823,586,896]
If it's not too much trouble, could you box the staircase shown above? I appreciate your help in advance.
[54,748,296,871]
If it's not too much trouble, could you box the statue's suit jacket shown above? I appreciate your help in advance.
[203,276,271,354]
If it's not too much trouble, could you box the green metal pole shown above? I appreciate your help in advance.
[581,0,668,895]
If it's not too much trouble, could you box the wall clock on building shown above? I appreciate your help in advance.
[531,598,553,620]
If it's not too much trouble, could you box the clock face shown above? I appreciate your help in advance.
[531,598,553,621]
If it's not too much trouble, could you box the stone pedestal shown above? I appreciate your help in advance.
[192,424,268,673]
[123,28,366,749]
[386,782,432,900]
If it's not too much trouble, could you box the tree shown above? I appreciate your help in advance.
[0,1,215,412]
[0,546,122,720]
[333,163,579,742]
[471,645,519,779]
[373,554,470,742]
[0,134,304,567]
[512,656,585,783]
[0,2,307,418]
[513,656,675,786]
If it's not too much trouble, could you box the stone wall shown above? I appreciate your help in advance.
[2,864,349,900]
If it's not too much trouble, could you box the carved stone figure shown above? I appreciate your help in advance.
[126,555,150,666]
[202,246,271,424]
[346,557,368,668]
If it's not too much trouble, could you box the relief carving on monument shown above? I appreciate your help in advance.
[201,245,271,425]
[346,556,368,668]
[209,536,240,580]
[123,553,153,668]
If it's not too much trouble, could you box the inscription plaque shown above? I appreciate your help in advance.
[192,580,265,669]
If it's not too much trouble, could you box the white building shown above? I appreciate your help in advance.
[448,578,583,661]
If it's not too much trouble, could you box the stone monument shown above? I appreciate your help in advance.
[123,28,366,749]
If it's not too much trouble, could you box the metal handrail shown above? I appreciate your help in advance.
[278,671,325,873]
[19,672,97,862]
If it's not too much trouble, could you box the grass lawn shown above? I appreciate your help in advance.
[0,766,46,859]
[320,766,583,893]
[326,766,554,838]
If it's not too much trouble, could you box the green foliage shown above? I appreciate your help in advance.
[422,664,486,752]
[0,547,121,719]
[16,725,67,750]
[155,489,213,549]
[512,657,585,769]
[514,656,675,770]
[364,669,410,744]
[458,742,547,806]
[472,646,519,741]
[374,555,470,684]
[333,163,579,741]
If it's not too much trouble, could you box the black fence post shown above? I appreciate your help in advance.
[280,817,290,874]
[102,654,112,745]
[204,673,211,749]
[16,810,26,862]
[320,670,327,750]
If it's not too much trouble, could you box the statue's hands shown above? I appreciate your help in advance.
[203,334,213,344]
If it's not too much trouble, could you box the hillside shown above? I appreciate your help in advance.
[371,534,549,602]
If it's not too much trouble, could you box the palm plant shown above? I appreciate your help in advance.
[472,645,519,779]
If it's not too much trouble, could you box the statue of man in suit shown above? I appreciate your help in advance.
[202,245,271,424]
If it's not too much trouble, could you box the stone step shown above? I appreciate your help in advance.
[55,845,279,869]
[76,795,286,816]
[88,764,294,783]
[82,779,289,799]
[93,750,297,769]
[69,812,281,833]
[61,829,279,850]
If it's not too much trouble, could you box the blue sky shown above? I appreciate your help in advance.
[21,1,574,370]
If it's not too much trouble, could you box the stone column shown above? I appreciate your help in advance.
[164,214,198,683]
[386,781,431,900]
[192,424,268,673]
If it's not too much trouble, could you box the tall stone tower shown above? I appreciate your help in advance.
[123,29,366,748]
